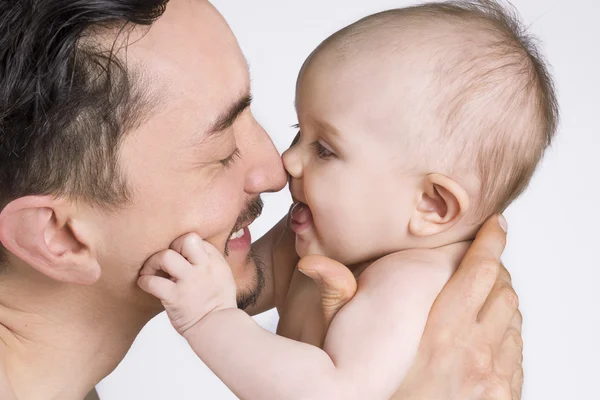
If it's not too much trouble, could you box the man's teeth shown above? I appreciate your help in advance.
[229,228,245,240]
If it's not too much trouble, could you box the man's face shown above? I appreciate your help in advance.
[89,0,286,311]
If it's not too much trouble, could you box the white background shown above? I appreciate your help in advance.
[97,0,600,399]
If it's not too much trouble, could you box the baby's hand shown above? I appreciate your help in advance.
[138,233,237,337]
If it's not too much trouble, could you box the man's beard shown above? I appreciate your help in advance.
[224,196,266,310]
[236,246,266,310]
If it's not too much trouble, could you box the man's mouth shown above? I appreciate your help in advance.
[225,197,264,255]
[230,228,247,240]
[290,201,313,234]
[226,226,252,253]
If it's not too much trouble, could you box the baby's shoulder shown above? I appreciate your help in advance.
[358,246,464,290]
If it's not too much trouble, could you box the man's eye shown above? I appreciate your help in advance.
[220,148,241,169]
[311,141,334,159]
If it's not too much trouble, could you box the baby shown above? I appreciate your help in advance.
[139,1,557,399]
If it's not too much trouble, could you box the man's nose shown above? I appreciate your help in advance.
[243,123,287,195]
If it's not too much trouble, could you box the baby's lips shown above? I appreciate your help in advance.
[291,202,313,225]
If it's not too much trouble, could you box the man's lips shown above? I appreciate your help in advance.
[227,226,252,252]
[226,214,257,252]
[290,202,313,234]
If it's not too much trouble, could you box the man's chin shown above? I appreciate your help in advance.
[227,245,265,310]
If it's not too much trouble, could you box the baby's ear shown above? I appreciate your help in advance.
[409,174,469,237]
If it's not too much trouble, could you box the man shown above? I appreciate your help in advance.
[0,1,522,399]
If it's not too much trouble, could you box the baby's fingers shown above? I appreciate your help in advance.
[140,249,191,280]
[170,233,209,266]
[138,275,176,300]
[202,240,227,260]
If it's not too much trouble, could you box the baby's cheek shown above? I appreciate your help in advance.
[305,186,338,233]
[319,199,360,256]
[313,174,342,210]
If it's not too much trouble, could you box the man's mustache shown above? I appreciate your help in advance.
[233,197,264,232]
[224,197,263,257]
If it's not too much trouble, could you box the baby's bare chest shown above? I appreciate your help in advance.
[276,268,328,348]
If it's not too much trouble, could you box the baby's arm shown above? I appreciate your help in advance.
[321,254,453,397]
[139,236,451,400]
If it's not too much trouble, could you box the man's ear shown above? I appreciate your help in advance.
[409,174,470,237]
[0,196,101,285]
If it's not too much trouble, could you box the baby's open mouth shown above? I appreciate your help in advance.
[290,202,313,234]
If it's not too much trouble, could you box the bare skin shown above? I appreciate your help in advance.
[0,1,522,399]
[141,216,521,400]
[267,215,523,400]
[276,242,469,346]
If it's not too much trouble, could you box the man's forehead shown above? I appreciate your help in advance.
[123,0,250,130]
[125,0,246,82]
[107,0,254,163]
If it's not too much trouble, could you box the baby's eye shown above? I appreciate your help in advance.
[311,141,334,159]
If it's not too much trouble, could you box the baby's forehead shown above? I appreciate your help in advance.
[314,15,478,61]
[300,13,531,127]
[301,20,494,109]
[296,28,462,135]
[296,18,522,159]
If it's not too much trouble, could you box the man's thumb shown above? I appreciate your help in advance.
[298,255,358,325]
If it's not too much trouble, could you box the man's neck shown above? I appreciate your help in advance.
[0,269,157,400]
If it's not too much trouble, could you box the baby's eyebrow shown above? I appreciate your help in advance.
[315,120,341,138]
[293,119,343,140]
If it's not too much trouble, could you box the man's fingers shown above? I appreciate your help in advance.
[510,309,523,333]
[298,255,357,325]
[494,327,523,381]
[499,263,513,283]
[512,365,524,400]
[138,275,176,300]
[170,233,208,266]
[140,249,191,280]
[435,215,507,323]
[478,266,519,344]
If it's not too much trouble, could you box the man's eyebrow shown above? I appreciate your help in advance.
[208,93,253,135]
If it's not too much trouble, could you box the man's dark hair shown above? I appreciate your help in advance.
[0,0,168,211]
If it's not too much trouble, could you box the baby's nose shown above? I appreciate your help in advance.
[282,142,303,180]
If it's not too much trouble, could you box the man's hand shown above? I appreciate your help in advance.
[396,215,522,400]
[305,215,523,400]
[138,233,237,337]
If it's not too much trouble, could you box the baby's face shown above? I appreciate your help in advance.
[282,56,424,265]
